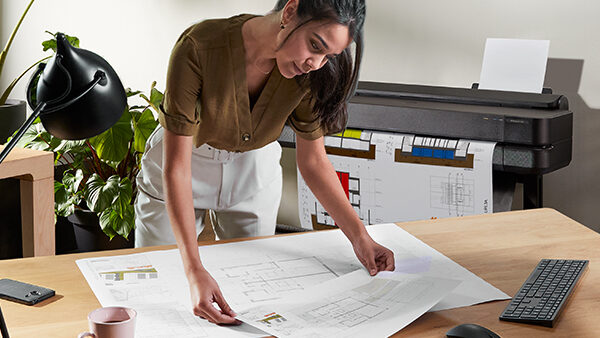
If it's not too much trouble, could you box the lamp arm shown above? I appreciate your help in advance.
[0,101,47,164]
[0,304,8,338]
[41,70,105,114]
[25,55,71,111]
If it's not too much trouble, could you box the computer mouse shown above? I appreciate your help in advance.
[446,323,500,338]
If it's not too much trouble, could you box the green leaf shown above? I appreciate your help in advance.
[69,153,88,170]
[99,209,118,240]
[41,40,56,53]
[93,175,135,240]
[115,205,135,239]
[54,139,86,153]
[100,159,120,170]
[149,87,164,108]
[47,134,63,150]
[54,182,71,216]
[113,177,133,218]
[13,121,43,148]
[88,108,131,162]
[54,180,64,194]
[130,110,142,124]
[133,108,158,152]
[67,35,80,48]
[62,169,84,194]
[84,174,120,213]
[125,88,142,97]
[23,130,57,152]
[54,179,80,217]
[21,128,62,152]
[98,204,134,240]
[42,32,80,52]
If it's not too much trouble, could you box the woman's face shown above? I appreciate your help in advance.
[275,20,352,79]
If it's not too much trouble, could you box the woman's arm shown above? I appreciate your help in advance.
[296,136,395,274]
[162,129,238,324]
[162,129,200,273]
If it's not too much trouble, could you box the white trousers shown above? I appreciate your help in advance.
[134,126,283,247]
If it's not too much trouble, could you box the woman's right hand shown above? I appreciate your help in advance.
[188,268,240,325]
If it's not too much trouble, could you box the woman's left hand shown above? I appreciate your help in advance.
[352,235,395,276]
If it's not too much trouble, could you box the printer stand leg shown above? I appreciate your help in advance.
[523,175,543,209]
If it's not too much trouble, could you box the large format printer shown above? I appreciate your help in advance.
[278,81,573,211]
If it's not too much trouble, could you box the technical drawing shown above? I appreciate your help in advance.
[240,275,444,338]
[430,173,475,216]
[298,295,385,328]
[309,167,379,227]
[295,279,404,330]
[301,156,379,228]
[312,170,361,227]
[219,256,339,303]
[299,130,494,226]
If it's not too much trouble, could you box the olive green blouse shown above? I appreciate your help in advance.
[158,14,326,152]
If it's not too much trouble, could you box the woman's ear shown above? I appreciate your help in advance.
[281,0,299,27]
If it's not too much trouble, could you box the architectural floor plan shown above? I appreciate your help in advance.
[216,256,339,303]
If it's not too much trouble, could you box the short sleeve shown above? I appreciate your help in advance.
[287,93,326,140]
[158,34,203,136]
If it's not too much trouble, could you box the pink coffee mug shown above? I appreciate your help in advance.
[78,306,136,338]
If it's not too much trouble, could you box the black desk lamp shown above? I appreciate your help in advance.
[0,34,125,338]
[0,33,126,163]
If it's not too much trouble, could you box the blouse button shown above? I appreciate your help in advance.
[242,133,251,142]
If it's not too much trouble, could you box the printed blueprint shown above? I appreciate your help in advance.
[298,130,496,229]
[77,224,509,337]
[238,270,460,338]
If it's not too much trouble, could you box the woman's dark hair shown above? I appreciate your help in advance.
[273,0,366,134]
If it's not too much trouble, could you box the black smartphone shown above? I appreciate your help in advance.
[0,279,55,306]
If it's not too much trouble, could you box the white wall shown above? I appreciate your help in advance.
[0,0,276,98]
[2,0,599,231]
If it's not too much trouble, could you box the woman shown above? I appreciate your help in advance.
[135,0,395,325]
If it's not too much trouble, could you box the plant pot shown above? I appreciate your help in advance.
[55,216,78,254]
[68,209,134,252]
[0,100,27,258]
[0,99,26,143]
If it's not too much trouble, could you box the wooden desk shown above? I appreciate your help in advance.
[0,146,54,257]
[0,208,598,336]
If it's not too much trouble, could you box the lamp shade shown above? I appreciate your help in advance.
[28,33,126,140]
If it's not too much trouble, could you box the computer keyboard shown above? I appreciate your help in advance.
[499,259,588,327]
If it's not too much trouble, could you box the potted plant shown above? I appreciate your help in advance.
[18,81,162,252]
